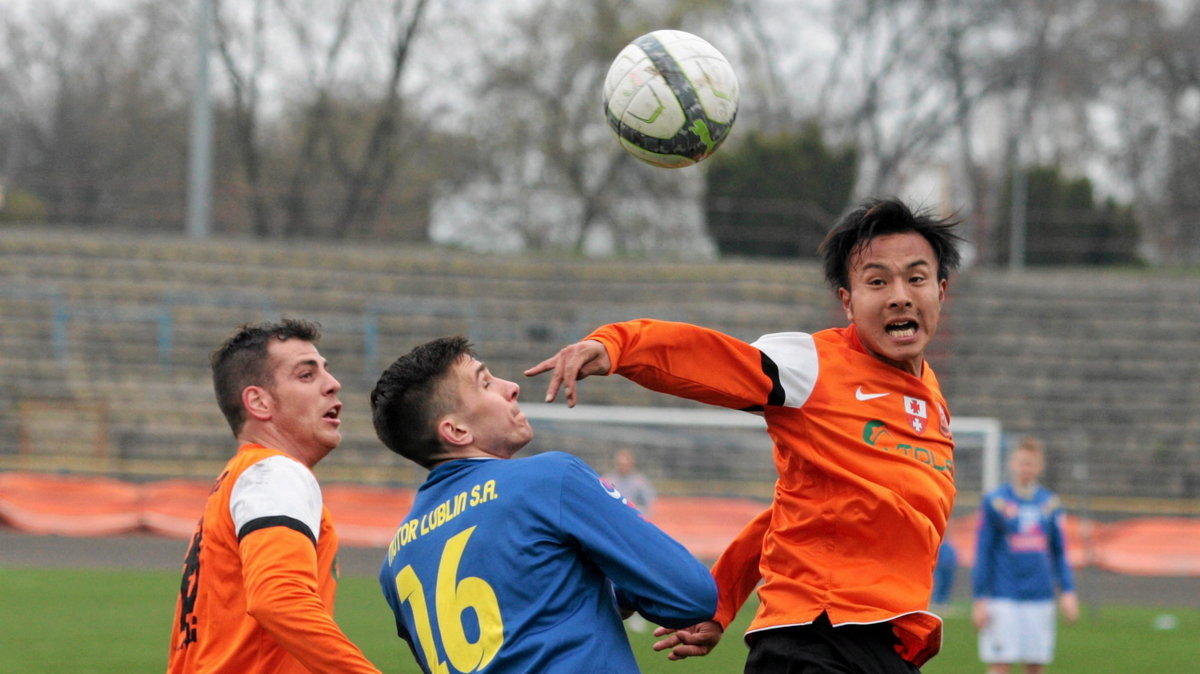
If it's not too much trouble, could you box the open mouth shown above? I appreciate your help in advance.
[886,320,918,338]
[324,405,342,421]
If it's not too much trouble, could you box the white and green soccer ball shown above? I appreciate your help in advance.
[602,29,739,168]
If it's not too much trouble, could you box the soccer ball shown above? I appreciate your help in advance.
[602,30,739,168]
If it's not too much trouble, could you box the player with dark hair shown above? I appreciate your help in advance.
[370,336,716,673]
[973,436,1078,674]
[167,318,380,674]
[527,197,964,672]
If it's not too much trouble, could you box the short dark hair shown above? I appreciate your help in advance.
[211,317,322,436]
[370,336,475,468]
[819,198,964,292]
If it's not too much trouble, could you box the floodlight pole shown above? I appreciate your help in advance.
[185,0,214,240]
[1008,144,1027,271]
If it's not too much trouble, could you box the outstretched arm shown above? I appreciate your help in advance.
[530,320,775,413]
[524,339,611,407]
[558,456,716,628]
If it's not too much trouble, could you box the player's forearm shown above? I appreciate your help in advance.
[616,568,717,629]
[247,586,380,673]
[241,532,380,673]
[606,525,717,628]
[588,319,769,409]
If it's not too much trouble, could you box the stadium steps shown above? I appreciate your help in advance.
[3,227,1200,504]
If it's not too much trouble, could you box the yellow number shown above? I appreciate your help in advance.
[395,566,450,674]
[393,526,504,673]
[437,527,504,671]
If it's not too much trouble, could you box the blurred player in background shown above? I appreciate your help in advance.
[931,539,960,612]
[973,436,1079,674]
[167,318,380,673]
[370,336,716,673]
[602,447,660,633]
[603,447,657,517]
[527,198,964,673]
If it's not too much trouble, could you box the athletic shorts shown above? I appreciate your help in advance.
[744,613,919,674]
[978,598,1056,665]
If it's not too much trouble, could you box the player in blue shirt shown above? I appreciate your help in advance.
[370,336,717,673]
[972,436,1079,674]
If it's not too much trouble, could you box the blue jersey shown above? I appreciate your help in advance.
[379,451,716,674]
[971,483,1075,601]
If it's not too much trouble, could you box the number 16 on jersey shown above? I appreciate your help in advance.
[392,527,505,673]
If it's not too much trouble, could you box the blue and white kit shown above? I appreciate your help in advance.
[972,482,1075,602]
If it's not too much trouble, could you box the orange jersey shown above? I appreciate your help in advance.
[167,443,379,674]
[588,320,956,666]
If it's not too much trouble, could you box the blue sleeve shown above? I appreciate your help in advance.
[555,455,716,628]
[971,500,997,598]
[1047,505,1076,593]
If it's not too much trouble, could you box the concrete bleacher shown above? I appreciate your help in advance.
[0,227,828,494]
[937,268,1200,507]
[1,226,1198,512]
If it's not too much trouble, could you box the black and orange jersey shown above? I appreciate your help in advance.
[167,443,379,673]
[588,319,956,666]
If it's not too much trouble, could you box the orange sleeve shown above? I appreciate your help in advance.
[587,319,775,410]
[710,507,770,629]
[240,528,380,674]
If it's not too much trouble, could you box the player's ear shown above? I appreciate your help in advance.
[839,287,853,322]
[243,386,272,422]
[437,415,472,448]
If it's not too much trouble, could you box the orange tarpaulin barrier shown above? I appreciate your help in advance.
[0,471,765,558]
[140,479,212,539]
[650,496,764,560]
[323,483,415,548]
[3,471,1199,577]
[1092,518,1200,576]
[0,472,142,537]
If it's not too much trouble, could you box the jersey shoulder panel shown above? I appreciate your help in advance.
[749,331,818,408]
[229,454,323,543]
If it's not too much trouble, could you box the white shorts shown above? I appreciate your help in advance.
[978,598,1057,665]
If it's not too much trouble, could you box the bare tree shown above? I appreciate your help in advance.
[817,1,962,197]
[210,0,437,239]
[457,0,737,255]
[0,1,191,228]
[1099,1,1200,263]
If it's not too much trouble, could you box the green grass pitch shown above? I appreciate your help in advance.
[0,566,1195,672]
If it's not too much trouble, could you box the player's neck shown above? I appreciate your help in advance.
[1012,481,1037,499]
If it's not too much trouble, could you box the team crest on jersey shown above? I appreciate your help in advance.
[904,396,928,433]
[937,402,952,439]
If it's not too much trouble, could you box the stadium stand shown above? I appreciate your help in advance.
[1,226,1199,543]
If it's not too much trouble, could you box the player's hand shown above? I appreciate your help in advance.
[1059,591,1080,624]
[971,599,989,630]
[651,621,724,660]
[523,340,610,407]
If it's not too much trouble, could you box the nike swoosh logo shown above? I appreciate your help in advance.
[855,386,890,401]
